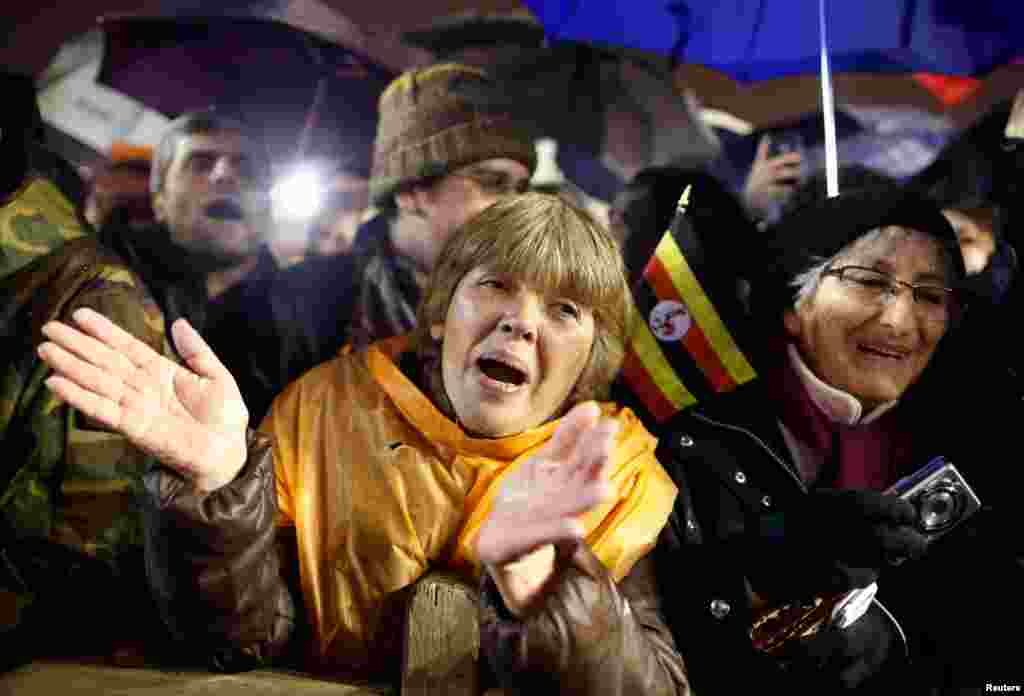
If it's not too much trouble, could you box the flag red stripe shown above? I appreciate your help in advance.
[646,256,736,392]
[682,324,736,392]
[621,350,677,423]
[644,255,683,305]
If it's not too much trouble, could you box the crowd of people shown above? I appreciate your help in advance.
[2,51,1024,695]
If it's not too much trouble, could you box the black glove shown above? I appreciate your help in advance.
[745,489,929,601]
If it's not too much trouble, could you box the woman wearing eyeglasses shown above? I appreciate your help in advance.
[642,187,994,694]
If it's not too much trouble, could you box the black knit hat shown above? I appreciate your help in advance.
[758,188,966,313]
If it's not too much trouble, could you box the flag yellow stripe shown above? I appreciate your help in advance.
[630,319,697,411]
[655,234,757,386]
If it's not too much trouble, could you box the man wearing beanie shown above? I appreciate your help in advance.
[633,184,1019,693]
[284,63,536,369]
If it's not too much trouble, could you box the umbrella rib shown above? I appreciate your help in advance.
[898,0,918,50]
[552,0,583,40]
[742,0,770,82]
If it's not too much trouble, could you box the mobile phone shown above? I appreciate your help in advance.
[768,131,804,157]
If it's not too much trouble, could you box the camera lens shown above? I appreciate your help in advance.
[918,484,962,532]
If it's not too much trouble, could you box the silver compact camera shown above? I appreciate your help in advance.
[830,457,982,630]
[885,456,982,541]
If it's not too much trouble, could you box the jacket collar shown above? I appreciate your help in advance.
[787,344,899,426]
[365,336,559,461]
[683,376,792,456]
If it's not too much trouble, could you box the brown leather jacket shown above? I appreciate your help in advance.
[480,543,692,695]
[143,433,692,694]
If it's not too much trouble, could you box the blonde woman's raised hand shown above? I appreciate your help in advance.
[38,308,249,492]
[477,401,618,615]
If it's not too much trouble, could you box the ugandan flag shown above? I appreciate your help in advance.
[622,184,757,423]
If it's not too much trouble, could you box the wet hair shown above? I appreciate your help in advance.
[412,191,634,419]
[150,108,269,194]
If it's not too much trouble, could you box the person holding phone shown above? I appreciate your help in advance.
[742,134,805,225]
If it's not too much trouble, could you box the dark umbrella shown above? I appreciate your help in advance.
[97,13,396,174]
[403,12,721,187]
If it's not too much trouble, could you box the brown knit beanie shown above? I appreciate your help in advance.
[369,63,538,206]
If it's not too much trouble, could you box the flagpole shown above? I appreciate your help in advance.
[819,0,839,197]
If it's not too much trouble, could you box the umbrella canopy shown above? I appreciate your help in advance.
[0,0,523,79]
[97,13,396,174]
[36,31,171,164]
[525,0,1024,82]
[673,64,951,130]
[403,11,721,186]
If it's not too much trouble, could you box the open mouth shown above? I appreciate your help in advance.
[205,199,245,221]
[477,357,528,387]
[858,344,909,360]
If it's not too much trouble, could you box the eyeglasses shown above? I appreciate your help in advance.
[822,266,959,324]
[451,167,531,196]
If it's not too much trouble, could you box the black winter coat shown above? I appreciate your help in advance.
[652,363,1024,695]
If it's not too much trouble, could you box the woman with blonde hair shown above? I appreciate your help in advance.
[37,192,690,694]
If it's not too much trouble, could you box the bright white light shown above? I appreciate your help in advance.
[271,164,324,222]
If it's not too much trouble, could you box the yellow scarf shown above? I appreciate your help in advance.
[262,337,677,674]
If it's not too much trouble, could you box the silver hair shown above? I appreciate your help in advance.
[789,226,955,308]
[149,109,268,194]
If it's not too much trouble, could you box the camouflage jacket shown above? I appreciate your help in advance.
[0,174,170,661]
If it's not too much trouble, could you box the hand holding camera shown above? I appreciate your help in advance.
[809,489,929,571]
[885,457,981,541]
[745,489,929,602]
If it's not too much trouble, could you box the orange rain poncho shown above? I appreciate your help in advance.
[261,336,677,672]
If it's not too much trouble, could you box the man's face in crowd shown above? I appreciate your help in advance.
[402,158,531,268]
[310,174,370,257]
[942,207,996,276]
[607,183,649,246]
[153,130,269,263]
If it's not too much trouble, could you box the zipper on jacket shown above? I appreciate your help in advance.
[691,411,807,492]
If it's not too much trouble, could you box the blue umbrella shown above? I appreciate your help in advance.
[530,0,1024,196]
[525,0,1024,82]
